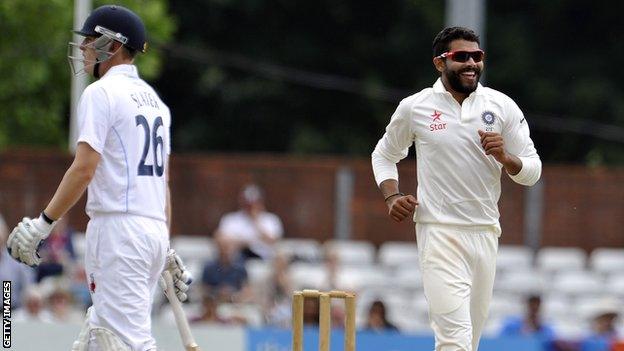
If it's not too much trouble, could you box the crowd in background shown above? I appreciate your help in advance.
[1,184,622,351]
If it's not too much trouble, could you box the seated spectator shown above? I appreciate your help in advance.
[41,276,84,323]
[36,216,77,282]
[299,297,344,329]
[12,286,53,323]
[499,295,555,340]
[330,301,346,330]
[579,298,620,351]
[303,297,320,326]
[363,300,399,333]
[70,263,92,311]
[0,213,36,309]
[214,184,283,260]
[265,252,294,328]
[190,293,240,325]
[201,237,253,303]
[319,247,339,291]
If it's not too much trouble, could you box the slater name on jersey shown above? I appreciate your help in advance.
[130,91,160,109]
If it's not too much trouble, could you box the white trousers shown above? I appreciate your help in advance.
[416,223,498,351]
[85,214,169,351]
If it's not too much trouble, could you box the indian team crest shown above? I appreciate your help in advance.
[481,111,496,125]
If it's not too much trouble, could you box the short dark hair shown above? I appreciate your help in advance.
[123,45,138,59]
[432,27,480,57]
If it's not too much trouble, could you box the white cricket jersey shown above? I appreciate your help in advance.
[372,78,541,234]
[77,64,171,221]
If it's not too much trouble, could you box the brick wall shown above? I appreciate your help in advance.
[1,150,622,251]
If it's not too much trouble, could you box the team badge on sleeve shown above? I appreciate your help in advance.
[481,111,496,125]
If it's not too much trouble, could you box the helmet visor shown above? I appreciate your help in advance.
[67,35,118,76]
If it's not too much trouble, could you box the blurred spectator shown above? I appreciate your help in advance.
[330,300,346,330]
[579,298,620,351]
[201,237,253,303]
[265,252,293,328]
[0,214,36,309]
[12,286,53,323]
[322,248,339,291]
[303,297,320,326]
[363,300,399,333]
[270,253,292,301]
[36,216,77,282]
[214,184,283,260]
[70,263,92,311]
[41,276,84,323]
[299,297,344,329]
[499,295,555,340]
[190,293,235,325]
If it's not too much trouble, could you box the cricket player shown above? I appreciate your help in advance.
[6,5,191,350]
[371,27,541,351]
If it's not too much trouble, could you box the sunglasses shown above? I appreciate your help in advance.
[436,50,485,63]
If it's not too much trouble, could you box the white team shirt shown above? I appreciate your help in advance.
[372,78,541,234]
[77,65,171,221]
[218,210,284,259]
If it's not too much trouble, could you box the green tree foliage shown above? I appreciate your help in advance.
[157,0,445,155]
[3,1,623,164]
[487,0,624,164]
[158,0,624,164]
[0,0,175,149]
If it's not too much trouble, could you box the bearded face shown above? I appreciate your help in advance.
[444,64,482,94]
[436,39,484,96]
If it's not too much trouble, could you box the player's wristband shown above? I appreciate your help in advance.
[384,192,405,202]
[40,211,55,225]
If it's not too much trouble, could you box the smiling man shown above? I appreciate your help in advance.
[371,27,542,351]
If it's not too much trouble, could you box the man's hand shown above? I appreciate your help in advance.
[160,249,193,302]
[478,130,508,163]
[386,195,418,222]
[478,130,523,175]
[6,215,55,267]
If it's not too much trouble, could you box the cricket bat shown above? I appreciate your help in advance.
[161,271,201,351]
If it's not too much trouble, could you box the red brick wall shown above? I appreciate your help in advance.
[1,150,622,251]
[541,165,624,248]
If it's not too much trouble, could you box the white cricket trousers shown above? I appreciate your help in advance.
[85,214,169,351]
[416,223,498,351]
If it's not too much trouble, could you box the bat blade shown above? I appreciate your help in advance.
[162,271,201,351]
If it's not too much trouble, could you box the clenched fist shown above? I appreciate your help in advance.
[478,130,509,164]
[386,194,418,222]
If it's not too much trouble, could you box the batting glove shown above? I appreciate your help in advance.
[160,249,193,302]
[6,214,55,267]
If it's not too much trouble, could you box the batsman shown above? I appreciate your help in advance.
[372,27,542,351]
[6,5,192,350]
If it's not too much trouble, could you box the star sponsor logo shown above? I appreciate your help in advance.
[430,110,447,131]
[431,110,442,122]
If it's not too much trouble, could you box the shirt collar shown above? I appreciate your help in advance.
[432,77,484,96]
[102,64,139,79]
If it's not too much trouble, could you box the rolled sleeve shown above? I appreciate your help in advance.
[502,97,542,186]
[371,150,399,186]
[509,156,542,186]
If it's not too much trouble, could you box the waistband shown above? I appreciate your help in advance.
[416,222,500,235]
[89,211,167,224]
